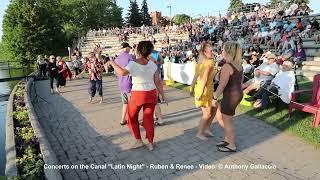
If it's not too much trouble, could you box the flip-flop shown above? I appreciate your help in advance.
[155,121,165,126]
[120,121,127,125]
[216,141,229,147]
[217,146,237,153]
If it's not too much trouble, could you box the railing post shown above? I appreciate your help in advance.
[8,62,11,78]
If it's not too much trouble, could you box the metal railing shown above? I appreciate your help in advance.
[0,61,35,82]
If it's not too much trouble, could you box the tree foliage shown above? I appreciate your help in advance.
[2,0,64,64]
[61,0,123,43]
[229,0,243,12]
[140,0,152,26]
[126,0,142,27]
[172,14,190,25]
[1,0,123,64]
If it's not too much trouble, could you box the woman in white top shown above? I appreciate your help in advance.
[106,41,167,151]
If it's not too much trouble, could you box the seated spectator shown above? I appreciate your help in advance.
[282,35,295,52]
[242,57,254,83]
[296,3,310,16]
[311,17,320,31]
[269,17,277,30]
[292,44,306,66]
[268,28,281,48]
[245,61,295,109]
[250,52,260,68]
[295,18,304,32]
[243,53,280,94]
[315,32,320,44]
[285,3,298,16]
[278,44,295,64]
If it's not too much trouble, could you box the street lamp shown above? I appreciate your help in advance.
[167,5,172,25]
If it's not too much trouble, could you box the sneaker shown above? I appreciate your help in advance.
[253,99,262,108]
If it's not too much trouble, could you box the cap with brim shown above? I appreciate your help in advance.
[121,42,132,49]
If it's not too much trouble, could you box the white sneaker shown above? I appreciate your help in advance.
[253,99,262,108]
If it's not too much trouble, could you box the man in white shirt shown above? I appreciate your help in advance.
[243,53,279,94]
[246,61,295,109]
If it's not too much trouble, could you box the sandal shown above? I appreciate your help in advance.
[120,121,127,125]
[155,121,165,126]
[217,145,237,153]
[216,141,229,147]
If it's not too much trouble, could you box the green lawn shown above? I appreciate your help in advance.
[165,79,320,147]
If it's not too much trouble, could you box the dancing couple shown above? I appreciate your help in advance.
[191,41,243,152]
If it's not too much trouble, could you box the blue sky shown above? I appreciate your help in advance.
[1,0,320,40]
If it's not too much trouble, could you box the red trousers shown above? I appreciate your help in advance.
[127,89,157,143]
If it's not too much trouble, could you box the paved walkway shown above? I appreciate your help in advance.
[32,76,320,180]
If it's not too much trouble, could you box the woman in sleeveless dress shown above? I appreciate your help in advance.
[212,41,243,152]
[190,43,217,140]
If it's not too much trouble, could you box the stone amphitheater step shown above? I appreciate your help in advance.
[302,65,320,71]
[300,70,320,81]
[303,60,320,66]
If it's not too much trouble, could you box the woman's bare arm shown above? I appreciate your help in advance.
[107,60,129,76]
[214,64,232,99]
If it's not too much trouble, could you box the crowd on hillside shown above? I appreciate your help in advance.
[41,1,320,110]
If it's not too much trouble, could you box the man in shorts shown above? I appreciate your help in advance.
[114,42,134,125]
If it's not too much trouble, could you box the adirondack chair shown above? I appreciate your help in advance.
[288,74,320,128]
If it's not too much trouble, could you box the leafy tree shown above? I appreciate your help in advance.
[2,0,64,64]
[140,0,152,26]
[229,0,243,12]
[172,14,190,25]
[126,0,142,27]
[61,0,123,42]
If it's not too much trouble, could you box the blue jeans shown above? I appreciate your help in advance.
[89,79,103,97]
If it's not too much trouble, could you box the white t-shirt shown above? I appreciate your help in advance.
[125,60,157,91]
[272,70,295,104]
[255,62,279,83]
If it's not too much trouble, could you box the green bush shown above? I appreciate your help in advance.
[16,146,44,180]
[17,127,36,144]
[12,84,44,179]
[15,88,24,97]
[13,110,29,124]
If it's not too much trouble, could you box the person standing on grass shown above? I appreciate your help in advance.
[212,41,243,153]
[151,48,165,126]
[190,42,217,141]
[106,41,167,151]
[114,42,134,125]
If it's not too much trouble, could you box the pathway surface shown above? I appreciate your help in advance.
[31,76,320,180]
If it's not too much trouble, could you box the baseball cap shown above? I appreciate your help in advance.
[121,42,132,49]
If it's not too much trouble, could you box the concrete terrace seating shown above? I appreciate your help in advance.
[80,33,189,56]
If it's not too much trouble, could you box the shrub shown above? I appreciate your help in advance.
[16,146,44,180]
